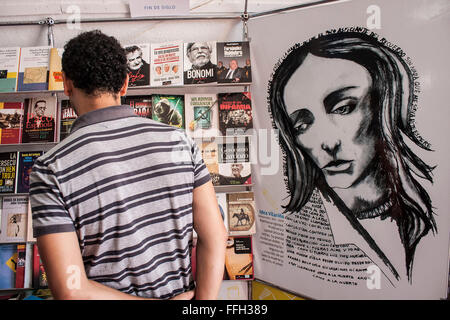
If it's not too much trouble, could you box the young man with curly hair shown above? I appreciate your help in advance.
[29,30,227,300]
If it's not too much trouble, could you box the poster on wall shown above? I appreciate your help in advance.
[249,0,450,299]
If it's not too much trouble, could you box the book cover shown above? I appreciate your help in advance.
[124,43,150,87]
[59,100,77,141]
[150,41,183,86]
[26,200,35,242]
[15,244,26,288]
[32,243,48,289]
[0,244,16,289]
[0,151,17,194]
[0,47,20,92]
[216,192,229,233]
[217,41,252,83]
[227,192,256,236]
[0,101,24,144]
[185,93,219,139]
[218,92,253,136]
[152,94,184,129]
[217,137,252,186]
[22,96,57,143]
[17,46,51,91]
[196,138,220,185]
[183,41,217,84]
[48,48,64,91]
[218,280,250,300]
[224,236,254,280]
[17,151,43,193]
[123,95,152,118]
[0,196,28,243]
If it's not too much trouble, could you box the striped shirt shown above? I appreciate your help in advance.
[30,105,211,299]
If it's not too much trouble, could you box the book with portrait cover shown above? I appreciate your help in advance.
[59,100,77,141]
[0,244,16,289]
[227,191,256,236]
[151,94,184,129]
[224,236,254,280]
[0,101,24,144]
[196,138,220,186]
[183,41,217,85]
[218,92,253,136]
[0,196,28,243]
[150,41,183,87]
[123,95,152,118]
[185,93,219,139]
[0,47,20,92]
[48,48,64,91]
[21,96,57,143]
[216,136,252,186]
[124,43,150,87]
[17,46,51,91]
[0,151,17,194]
[17,151,43,194]
[217,41,252,84]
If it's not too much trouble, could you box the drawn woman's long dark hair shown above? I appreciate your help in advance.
[268,31,436,280]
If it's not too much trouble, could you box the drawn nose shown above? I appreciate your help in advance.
[321,139,341,157]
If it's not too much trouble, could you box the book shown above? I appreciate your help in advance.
[0,196,28,243]
[17,151,43,193]
[123,95,152,118]
[150,41,183,86]
[216,136,252,186]
[0,151,18,194]
[216,192,229,233]
[217,41,252,83]
[26,200,35,242]
[17,46,51,91]
[224,236,254,280]
[227,192,256,236]
[124,43,151,87]
[196,138,220,185]
[59,100,78,141]
[152,94,184,129]
[32,243,48,289]
[218,92,253,136]
[15,244,26,288]
[218,280,250,300]
[22,96,57,143]
[183,41,217,84]
[0,244,16,289]
[185,93,219,139]
[48,48,64,91]
[0,47,20,92]
[0,101,24,144]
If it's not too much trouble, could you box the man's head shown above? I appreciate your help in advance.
[62,30,128,96]
[229,60,238,70]
[33,100,47,117]
[125,46,144,71]
[231,163,243,178]
[186,42,212,68]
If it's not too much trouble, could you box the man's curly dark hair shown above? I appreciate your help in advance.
[62,30,127,95]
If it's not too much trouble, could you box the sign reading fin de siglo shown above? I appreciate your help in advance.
[129,0,190,17]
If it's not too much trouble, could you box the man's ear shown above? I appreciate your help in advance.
[119,74,129,97]
[62,72,73,97]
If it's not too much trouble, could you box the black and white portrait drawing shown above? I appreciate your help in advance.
[268,30,436,284]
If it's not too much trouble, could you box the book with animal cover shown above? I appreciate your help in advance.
[123,95,152,118]
[15,244,26,288]
[0,196,28,243]
[22,96,57,143]
[17,151,43,193]
[183,41,217,85]
[224,236,254,280]
[0,244,16,289]
[0,151,17,194]
[17,46,51,91]
[59,100,77,141]
[0,47,20,92]
[150,41,183,86]
[217,136,252,186]
[226,192,256,236]
[48,48,64,91]
[218,92,253,136]
[124,43,151,87]
[152,94,185,129]
[185,93,219,139]
[217,192,229,233]
[217,41,252,84]
[32,243,48,289]
[0,101,24,144]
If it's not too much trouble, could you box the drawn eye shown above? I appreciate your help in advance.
[294,122,310,134]
[330,101,357,115]
[290,108,314,135]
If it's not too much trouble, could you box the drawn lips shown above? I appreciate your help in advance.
[322,160,353,172]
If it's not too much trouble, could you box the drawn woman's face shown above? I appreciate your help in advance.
[284,54,377,189]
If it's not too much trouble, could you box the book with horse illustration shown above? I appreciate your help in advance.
[227,192,255,236]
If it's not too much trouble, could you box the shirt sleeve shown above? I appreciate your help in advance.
[29,159,75,238]
[191,139,211,189]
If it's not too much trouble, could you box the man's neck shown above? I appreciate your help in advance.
[70,88,122,116]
